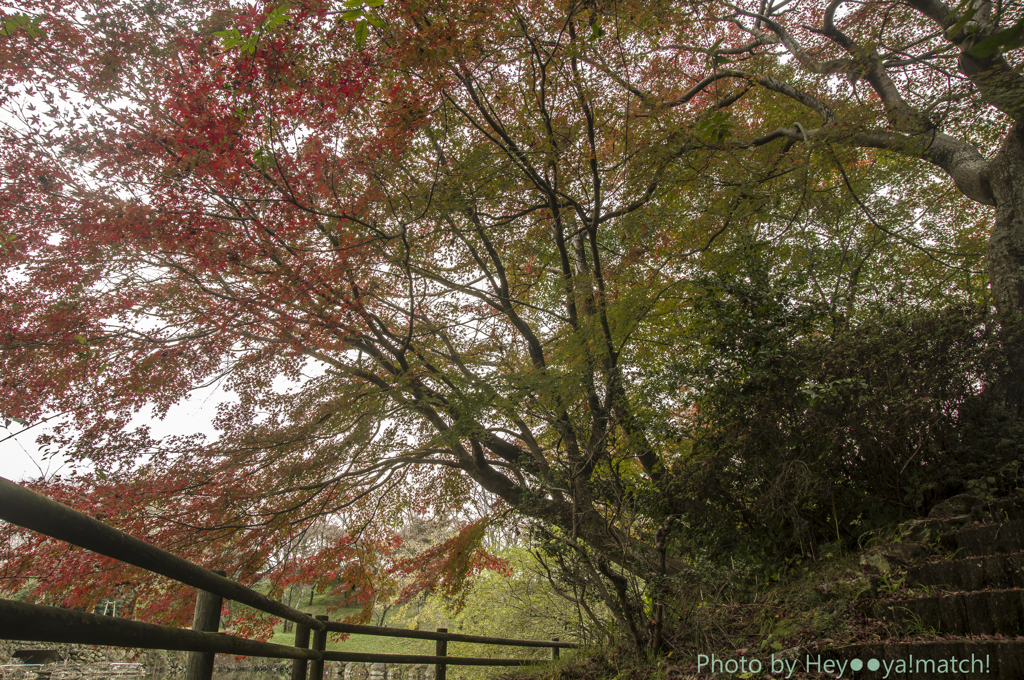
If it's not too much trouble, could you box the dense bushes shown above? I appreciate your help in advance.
[663,280,1024,564]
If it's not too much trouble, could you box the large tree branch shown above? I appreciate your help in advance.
[731,2,852,75]
[734,120,994,207]
[853,129,994,205]
[728,70,836,124]
[810,1,930,131]
[904,0,1024,121]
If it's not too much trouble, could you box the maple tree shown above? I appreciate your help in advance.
[0,0,1020,648]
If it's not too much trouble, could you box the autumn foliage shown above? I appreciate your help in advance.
[2,0,1023,649]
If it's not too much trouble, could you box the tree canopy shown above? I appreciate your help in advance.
[2,0,1022,647]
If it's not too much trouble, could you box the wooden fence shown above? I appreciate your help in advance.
[0,476,577,680]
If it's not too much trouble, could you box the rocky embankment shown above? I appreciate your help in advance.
[1,641,439,680]
[826,494,1024,679]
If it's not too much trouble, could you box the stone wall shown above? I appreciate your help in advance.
[0,640,188,671]
[2,641,448,680]
[2,642,442,680]
[340,662,435,680]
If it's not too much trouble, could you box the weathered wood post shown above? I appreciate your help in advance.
[184,569,226,680]
[309,615,329,680]
[551,638,559,661]
[290,615,312,680]
[434,628,447,680]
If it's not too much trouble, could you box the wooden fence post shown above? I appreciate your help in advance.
[551,638,559,661]
[308,615,329,680]
[184,570,226,680]
[434,628,447,680]
[290,615,312,680]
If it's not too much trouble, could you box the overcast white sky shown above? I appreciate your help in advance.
[0,383,229,483]
[0,365,320,483]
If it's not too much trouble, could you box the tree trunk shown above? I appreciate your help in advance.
[985,123,1024,413]
[987,124,1024,317]
[462,447,687,580]
[283,585,295,634]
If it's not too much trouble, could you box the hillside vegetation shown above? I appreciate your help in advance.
[5,2,1024,677]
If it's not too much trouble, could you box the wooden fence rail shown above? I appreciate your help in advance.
[0,599,319,660]
[323,622,578,649]
[0,476,578,680]
[0,476,324,631]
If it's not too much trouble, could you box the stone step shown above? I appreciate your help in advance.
[942,519,1024,557]
[827,639,1024,680]
[972,497,1024,523]
[869,588,1024,636]
[908,552,1024,590]
[898,515,973,544]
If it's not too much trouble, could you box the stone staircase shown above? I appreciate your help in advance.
[828,495,1024,679]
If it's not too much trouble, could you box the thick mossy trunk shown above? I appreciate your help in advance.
[986,124,1024,414]
[988,124,1024,317]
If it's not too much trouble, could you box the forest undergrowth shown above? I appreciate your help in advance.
[494,480,1021,680]
[484,302,1024,679]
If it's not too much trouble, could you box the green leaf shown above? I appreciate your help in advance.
[354,18,369,47]
[364,0,386,6]
[969,18,1024,57]
[944,0,969,22]
[365,12,385,28]
[253,146,272,171]
[342,9,364,21]
[342,0,365,7]
[23,16,45,39]
[213,27,253,52]
[947,5,976,39]
[1,15,46,39]
[695,110,733,143]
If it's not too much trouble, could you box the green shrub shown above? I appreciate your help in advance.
[663,277,1024,566]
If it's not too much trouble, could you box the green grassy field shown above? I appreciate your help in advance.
[259,589,549,663]
[260,589,435,655]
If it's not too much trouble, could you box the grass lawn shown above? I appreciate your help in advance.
[253,585,552,663]
[260,590,435,655]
